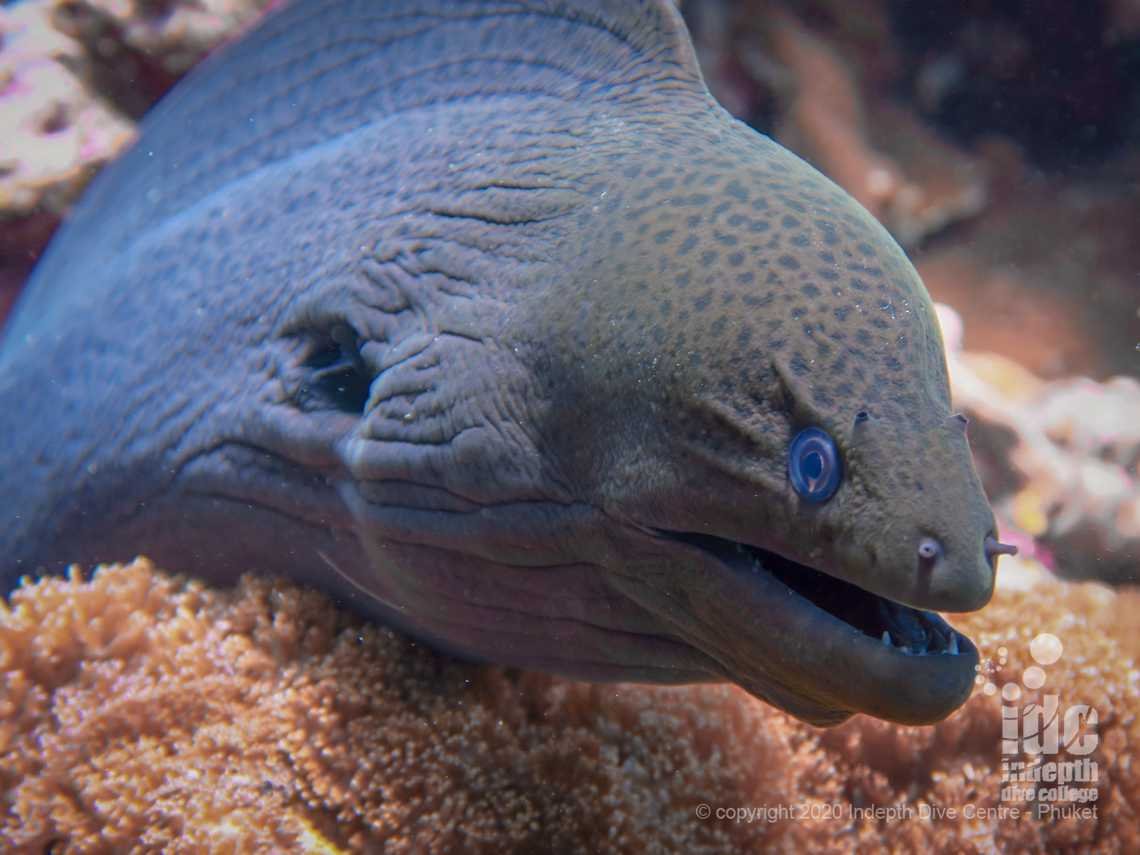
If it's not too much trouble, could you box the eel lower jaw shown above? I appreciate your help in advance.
[656,531,980,725]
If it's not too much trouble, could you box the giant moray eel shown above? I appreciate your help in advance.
[0,0,1016,725]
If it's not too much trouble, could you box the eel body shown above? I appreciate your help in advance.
[0,0,1011,725]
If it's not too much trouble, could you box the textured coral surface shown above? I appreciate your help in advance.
[2,559,1136,853]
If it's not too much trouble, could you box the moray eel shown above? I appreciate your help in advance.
[0,0,1015,725]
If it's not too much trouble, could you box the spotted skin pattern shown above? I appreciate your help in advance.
[0,0,1003,726]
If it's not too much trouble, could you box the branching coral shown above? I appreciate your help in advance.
[2,558,1136,853]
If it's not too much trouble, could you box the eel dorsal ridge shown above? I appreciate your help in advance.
[34,0,709,287]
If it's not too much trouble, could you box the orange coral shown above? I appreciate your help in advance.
[2,558,1136,853]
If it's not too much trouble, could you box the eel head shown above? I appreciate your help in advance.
[516,124,1013,725]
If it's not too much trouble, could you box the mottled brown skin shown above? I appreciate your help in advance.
[0,0,1008,726]
[536,125,994,613]
[508,119,1001,723]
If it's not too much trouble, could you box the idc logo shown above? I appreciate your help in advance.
[983,633,1099,819]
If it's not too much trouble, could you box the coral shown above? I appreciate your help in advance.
[0,0,273,324]
[0,0,270,226]
[0,1,135,218]
[2,558,1136,853]
[50,0,274,80]
[938,304,1140,586]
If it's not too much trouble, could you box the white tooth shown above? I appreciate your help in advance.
[949,633,959,655]
[881,630,891,646]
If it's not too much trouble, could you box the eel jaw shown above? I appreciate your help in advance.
[656,531,980,725]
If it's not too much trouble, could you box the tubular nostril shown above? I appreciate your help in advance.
[984,535,1019,568]
[917,537,942,563]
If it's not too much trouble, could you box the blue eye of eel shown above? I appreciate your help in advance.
[788,427,842,503]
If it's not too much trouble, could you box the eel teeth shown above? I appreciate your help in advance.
[879,622,959,656]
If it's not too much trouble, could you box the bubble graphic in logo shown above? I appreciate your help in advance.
[1023,665,1046,690]
[1029,633,1063,665]
[980,635,1065,699]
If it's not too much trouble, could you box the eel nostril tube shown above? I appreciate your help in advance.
[917,537,942,563]
[984,535,1019,567]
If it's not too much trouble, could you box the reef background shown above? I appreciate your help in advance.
[1,0,1138,851]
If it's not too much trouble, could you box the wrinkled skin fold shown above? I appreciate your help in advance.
[0,0,1009,726]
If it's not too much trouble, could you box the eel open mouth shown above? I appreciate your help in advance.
[666,531,968,657]
[641,528,982,724]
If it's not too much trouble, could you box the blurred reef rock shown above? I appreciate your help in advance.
[1,1,1137,574]
[940,304,1140,585]
[0,0,273,318]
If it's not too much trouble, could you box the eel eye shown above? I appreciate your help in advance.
[789,427,842,503]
